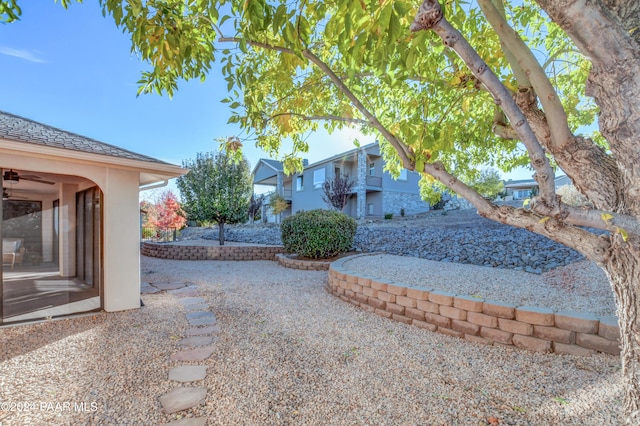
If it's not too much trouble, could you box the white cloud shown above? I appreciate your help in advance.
[0,46,45,63]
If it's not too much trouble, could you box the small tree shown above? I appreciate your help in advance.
[151,190,186,231]
[177,150,252,245]
[248,193,264,223]
[321,174,355,211]
[268,192,289,223]
[468,169,505,201]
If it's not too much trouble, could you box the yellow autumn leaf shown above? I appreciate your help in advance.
[522,198,530,207]
[461,97,471,112]
[539,216,550,224]
[601,213,614,224]
[616,227,629,242]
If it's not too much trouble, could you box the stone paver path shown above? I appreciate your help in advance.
[145,280,220,425]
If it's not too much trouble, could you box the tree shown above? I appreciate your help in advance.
[248,193,264,223]
[151,190,186,230]
[268,192,288,224]
[176,150,252,245]
[14,0,640,419]
[322,174,356,211]
[468,169,504,201]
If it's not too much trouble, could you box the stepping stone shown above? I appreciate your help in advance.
[180,297,207,306]
[163,418,207,426]
[171,345,217,362]
[178,336,217,347]
[168,286,200,295]
[169,290,202,298]
[184,303,209,312]
[153,282,187,291]
[186,311,215,321]
[159,386,207,414]
[141,284,161,294]
[188,317,216,326]
[185,325,220,336]
[168,365,208,382]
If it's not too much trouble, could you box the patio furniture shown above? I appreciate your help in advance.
[2,238,25,270]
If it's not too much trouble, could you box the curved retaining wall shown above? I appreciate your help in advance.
[328,255,620,357]
[141,242,284,261]
[276,254,331,271]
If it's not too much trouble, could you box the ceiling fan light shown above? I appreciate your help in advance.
[3,170,19,184]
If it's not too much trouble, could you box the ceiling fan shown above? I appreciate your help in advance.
[2,188,28,200]
[3,169,55,185]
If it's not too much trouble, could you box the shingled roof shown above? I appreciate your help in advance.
[0,110,172,165]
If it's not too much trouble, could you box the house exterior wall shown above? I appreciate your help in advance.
[1,151,143,313]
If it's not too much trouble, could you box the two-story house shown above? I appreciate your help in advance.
[252,142,429,221]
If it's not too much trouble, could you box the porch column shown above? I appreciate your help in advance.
[356,148,367,219]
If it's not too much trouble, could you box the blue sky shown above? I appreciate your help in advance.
[1,2,532,200]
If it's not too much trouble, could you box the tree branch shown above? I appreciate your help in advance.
[411,0,557,208]
[422,161,610,264]
[269,112,369,126]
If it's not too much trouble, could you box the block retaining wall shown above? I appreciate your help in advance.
[141,242,284,261]
[276,254,331,271]
[328,254,620,357]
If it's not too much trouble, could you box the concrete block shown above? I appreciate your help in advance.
[439,306,467,321]
[407,287,431,301]
[553,342,595,357]
[387,284,408,296]
[354,292,369,304]
[576,333,621,355]
[429,290,455,306]
[598,316,620,341]
[396,295,417,308]
[392,313,413,325]
[368,298,386,310]
[555,311,599,333]
[425,312,451,328]
[465,334,492,345]
[375,308,392,319]
[417,300,440,314]
[515,306,555,326]
[467,312,498,328]
[362,287,378,298]
[483,300,516,319]
[412,319,437,332]
[533,325,575,344]
[512,334,552,353]
[370,279,388,292]
[386,302,406,316]
[438,327,465,339]
[357,276,372,287]
[377,291,396,303]
[405,307,426,321]
[452,320,480,336]
[498,319,533,336]
[453,295,484,312]
[480,327,513,345]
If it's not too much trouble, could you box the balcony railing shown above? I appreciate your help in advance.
[366,175,382,187]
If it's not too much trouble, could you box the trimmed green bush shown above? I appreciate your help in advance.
[281,209,357,259]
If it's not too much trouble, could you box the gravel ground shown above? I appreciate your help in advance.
[342,254,617,317]
[0,257,623,425]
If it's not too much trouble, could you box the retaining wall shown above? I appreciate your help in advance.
[328,255,620,356]
[276,254,331,271]
[141,242,284,261]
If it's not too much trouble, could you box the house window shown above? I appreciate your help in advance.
[313,168,325,189]
[369,163,375,176]
[296,175,304,191]
[368,203,374,215]
[399,168,408,180]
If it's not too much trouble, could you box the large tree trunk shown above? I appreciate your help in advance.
[605,240,640,422]
[218,222,225,246]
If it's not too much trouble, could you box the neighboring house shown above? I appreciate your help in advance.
[504,174,571,200]
[253,142,429,221]
[0,111,186,325]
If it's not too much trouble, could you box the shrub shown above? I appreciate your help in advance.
[384,213,393,220]
[281,209,357,259]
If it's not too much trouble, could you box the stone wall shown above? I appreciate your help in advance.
[276,254,331,271]
[382,191,430,216]
[141,242,284,261]
[328,256,620,356]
